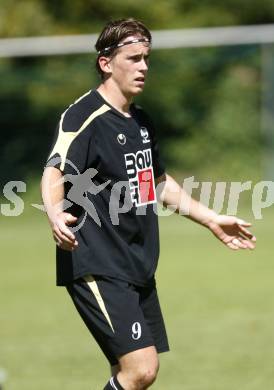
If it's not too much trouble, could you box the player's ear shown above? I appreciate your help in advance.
[98,56,112,76]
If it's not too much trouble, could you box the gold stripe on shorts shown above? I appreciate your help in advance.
[84,275,115,333]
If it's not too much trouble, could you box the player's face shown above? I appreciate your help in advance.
[109,36,150,98]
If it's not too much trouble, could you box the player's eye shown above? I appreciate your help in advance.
[129,55,150,64]
[130,55,142,62]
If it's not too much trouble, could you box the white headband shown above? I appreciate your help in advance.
[98,37,151,55]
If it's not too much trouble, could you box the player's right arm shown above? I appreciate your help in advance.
[41,166,78,251]
[42,94,100,250]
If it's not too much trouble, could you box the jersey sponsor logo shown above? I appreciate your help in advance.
[140,127,150,144]
[117,133,126,145]
[132,322,142,340]
[124,149,156,207]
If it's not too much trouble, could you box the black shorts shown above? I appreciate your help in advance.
[66,275,169,366]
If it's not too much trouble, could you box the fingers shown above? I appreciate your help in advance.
[238,231,256,249]
[235,219,256,249]
[60,214,77,239]
[65,214,78,225]
[60,213,78,239]
[54,238,77,251]
[53,232,78,251]
[53,225,78,251]
[231,237,247,249]
[228,235,256,251]
[227,242,239,250]
[238,224,256,241]
[238,224,256,249]
[52,213,79,251]
[53,234,62,247]
[56,224,77,245]
[57,220,76,242]
[228,238,246,250]
[214,215,256,251]
[236,219,256,240]
[240,239,255,250]
[236,218,251,227]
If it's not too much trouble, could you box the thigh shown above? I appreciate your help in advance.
[118,345,158,371]
[66,275,156,366]
[139,283,170,354]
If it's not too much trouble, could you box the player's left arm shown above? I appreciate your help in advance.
[155,173,256,250]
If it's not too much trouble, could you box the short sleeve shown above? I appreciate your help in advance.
[46,109,96,175]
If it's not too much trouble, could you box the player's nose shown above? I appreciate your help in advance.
[140,58,148,72]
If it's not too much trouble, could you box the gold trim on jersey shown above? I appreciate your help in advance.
[48,102,110,171]
[84,275,115,333]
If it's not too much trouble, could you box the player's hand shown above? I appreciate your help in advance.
[50,212,78,251]
[207,215,256,250]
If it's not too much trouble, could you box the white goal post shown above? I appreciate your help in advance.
[0,24,274,57]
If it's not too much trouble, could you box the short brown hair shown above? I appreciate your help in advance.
[95,18,152,78]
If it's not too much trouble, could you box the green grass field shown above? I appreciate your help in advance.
[1,200,273,390]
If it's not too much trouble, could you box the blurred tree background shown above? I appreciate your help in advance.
[1,0,273,186]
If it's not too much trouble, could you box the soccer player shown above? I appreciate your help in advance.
[41,18,256,390]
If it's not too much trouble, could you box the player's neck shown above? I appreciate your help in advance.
[97,82,133,118]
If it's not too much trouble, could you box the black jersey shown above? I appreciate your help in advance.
[46,90,165,286]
